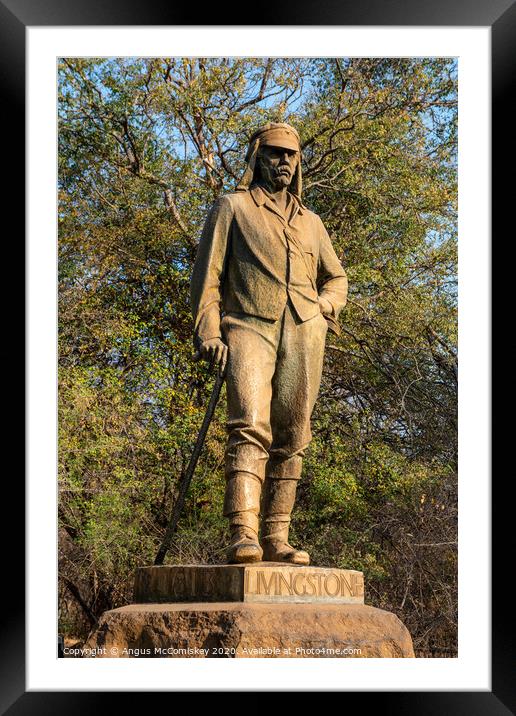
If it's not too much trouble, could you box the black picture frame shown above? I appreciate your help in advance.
[8,0,510,710]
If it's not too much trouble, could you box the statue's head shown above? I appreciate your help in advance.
[236,122,303,199]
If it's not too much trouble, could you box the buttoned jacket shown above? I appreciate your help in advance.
[190,184,348,347]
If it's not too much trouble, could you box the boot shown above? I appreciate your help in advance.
[223,471,263,564]
[260,478,310,565]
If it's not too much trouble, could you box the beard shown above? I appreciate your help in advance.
[275,172,292,188]
[270,164,294,190]
[257,156,294,191]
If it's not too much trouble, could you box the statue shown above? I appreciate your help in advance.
[190,122,348,566]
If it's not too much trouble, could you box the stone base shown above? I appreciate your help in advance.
[83,602,414,658]
[134,563,364,604]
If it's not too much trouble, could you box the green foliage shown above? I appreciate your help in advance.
[58,58,457,655]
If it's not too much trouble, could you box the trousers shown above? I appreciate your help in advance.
[220,298,328,487]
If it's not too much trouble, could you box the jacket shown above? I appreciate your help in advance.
[190,184,348,348]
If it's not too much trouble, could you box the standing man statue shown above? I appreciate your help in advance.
[190,122,348,566]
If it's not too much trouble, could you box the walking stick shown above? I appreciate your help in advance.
[154,356,227,566]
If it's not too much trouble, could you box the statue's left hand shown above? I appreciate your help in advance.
[318,296,333,315]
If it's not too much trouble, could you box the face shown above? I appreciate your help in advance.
[256,145,298,191]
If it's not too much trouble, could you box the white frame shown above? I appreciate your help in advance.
[27,26,490,691]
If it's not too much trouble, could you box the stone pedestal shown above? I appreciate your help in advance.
[133,563,364,604]
[83,602,414,657]
[82,564,414,658]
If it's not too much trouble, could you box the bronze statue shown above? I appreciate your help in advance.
[191,122,348,565]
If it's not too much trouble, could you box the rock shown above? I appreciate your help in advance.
[83,602,414,658]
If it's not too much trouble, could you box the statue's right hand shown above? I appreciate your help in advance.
[199,338,228,372]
